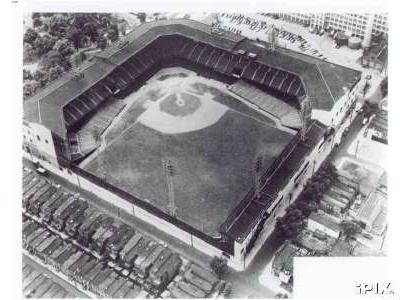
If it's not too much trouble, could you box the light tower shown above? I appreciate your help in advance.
[162,158,177,217]
[300,96,312,141]
[254,154,263,199]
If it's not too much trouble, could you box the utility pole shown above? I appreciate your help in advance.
[254,154,263,199]
[355,140,360,158]
[162,158,176,217]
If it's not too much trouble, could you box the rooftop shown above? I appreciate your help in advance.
[308,211,341,233]
[356,190,386,225]
[23,18,361,138]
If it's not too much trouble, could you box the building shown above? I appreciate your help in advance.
[364,109,388,145]
[353,190,386,232]
[278,13,388,44]
[23,18,362,270]
[307,211,341,239]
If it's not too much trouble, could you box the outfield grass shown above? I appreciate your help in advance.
[85,109,293,235]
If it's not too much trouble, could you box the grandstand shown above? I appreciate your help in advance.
[229,80,302,128]
[23,18,362,270]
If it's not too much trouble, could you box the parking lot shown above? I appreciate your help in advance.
[22,166,227,298]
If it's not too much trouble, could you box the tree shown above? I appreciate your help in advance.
[137,13,147,24]
[48,14,69,38]
[83,21,99,43]
[24,28,39,45]
[361,100,379,119]
[294,197,318,217]
[96,33,108,49]
[53,38,74,57]
[33,34,56,57]
[210,256,228,278]
[33,69,49,87]
[23,69,33,81]
[341,220,362,240]
[23,43,38,63]
[31,12,41,20]
[32,17,43,28]
[48,65,64,82]
[275,207,305,240]
[107,23,119,42]
[23,80,40,98]
[69,27,84,50]
[39,50,63,70]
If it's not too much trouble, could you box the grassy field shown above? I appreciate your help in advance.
[85,70,294,235]
[85,110,293,235]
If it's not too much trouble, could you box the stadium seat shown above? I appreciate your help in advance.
[206,48,223,68]
[214,52,231,73]
[242,62,258,80]
[197,45,214,65]
[188,43,206,63]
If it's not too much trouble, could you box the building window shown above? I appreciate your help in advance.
[59,167,63,171]
[45,139,49,144]
[36,135,41,141]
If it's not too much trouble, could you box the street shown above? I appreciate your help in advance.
[225,232,285,298]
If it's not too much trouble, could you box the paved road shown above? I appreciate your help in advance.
[226,231,285,298]
[330,113,365,163]
[22,254,88,298]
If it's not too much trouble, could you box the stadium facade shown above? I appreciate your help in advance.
[23,19,365,270]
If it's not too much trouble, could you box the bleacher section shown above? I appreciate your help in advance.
[229,81,302,129]
[65,99,125,161]
[78,100,126,137]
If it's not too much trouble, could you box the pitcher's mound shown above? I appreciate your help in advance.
[138,79,228,134]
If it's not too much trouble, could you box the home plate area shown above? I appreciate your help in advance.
[138,71,228,135]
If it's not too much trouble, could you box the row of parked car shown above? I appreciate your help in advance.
[22,167,224,298]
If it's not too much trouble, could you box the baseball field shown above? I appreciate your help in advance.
[84,68,294,236]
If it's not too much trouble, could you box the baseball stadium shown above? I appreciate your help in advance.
[23,18,362,269]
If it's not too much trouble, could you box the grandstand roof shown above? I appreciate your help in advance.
[221,120,327,242]
[235,39,361,110]
[23,18,360,137]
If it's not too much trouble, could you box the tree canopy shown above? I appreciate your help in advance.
[341,220,362,240]
[210,256,228,278]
